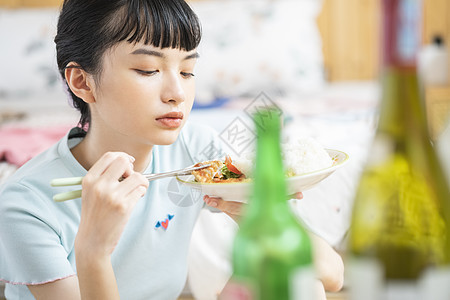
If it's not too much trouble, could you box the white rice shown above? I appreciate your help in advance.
[232,137,332,177]
[282,137,333,176]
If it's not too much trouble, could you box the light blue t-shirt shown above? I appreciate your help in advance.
[0,122,225,299]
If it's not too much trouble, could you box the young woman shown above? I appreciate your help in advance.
[0,0,343,299]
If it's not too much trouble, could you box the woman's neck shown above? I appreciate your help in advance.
[71,128,154,174]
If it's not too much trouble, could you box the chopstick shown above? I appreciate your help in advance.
[51,164,210,202]
[51,176,84,187]
[53,190,83,202]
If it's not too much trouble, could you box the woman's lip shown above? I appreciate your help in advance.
[156,112,184,119]
[156,118,183,128]
[155,112,183,128]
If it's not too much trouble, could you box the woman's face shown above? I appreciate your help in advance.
[89,41,198,146]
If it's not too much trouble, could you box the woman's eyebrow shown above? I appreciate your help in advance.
[184,52,199,60]
[130,48,164,57]
[130,49,199,60]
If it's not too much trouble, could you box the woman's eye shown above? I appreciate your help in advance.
[181,72,195,78]
[135,69,159,76]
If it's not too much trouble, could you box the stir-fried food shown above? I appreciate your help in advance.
[191,160,223,183]
[191,156,248,183]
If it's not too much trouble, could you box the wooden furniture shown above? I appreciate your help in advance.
[0,0,61,7]
[426,86,450,140]
[423,0,450,140]
[318,0,450,138]
[317,0,380,81]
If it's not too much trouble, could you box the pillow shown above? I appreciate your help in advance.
[0,8,62,99]
[0,2,326,104]
[190,0,326,104]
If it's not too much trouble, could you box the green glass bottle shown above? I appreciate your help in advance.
[348,0,450,299]
[222,108,314,300]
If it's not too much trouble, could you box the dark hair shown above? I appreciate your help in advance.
[55,0,202,128]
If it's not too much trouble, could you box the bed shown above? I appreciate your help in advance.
[0,1,448,299]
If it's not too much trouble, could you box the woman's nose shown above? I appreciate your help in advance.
[161,72,186,104]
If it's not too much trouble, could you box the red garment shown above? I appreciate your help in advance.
[0,126,71,166]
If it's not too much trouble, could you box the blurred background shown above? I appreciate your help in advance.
[0,0,449,299]
[0,0,448,138]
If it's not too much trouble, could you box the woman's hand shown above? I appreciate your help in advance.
[203,192,303,223]
[75,152,149,257]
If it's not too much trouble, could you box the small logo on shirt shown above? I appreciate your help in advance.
[155,214,175,230]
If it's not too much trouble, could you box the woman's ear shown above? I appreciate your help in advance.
[64,63,96,104]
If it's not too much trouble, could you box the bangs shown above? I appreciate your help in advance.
[108,0,201,51]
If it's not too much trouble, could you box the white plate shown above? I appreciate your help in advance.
[176,149,349,202]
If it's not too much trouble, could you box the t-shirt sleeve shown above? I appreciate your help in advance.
[0,182,75,285]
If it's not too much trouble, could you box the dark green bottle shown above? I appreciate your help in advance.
[223,108,314,300]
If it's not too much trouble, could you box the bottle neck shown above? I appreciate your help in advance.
[377,0,429,138]
[382,0,422,69]
[246,115,289,219]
